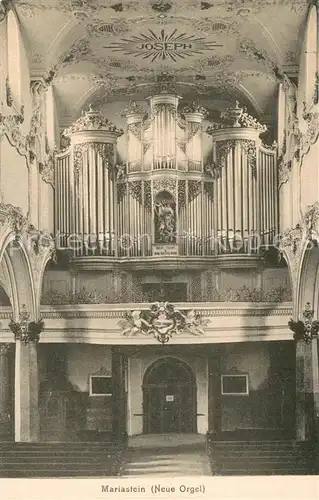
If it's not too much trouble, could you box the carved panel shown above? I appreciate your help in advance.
[178,180,186,210]
[128,181,142,204]
[144,181,152,212]
[188,180,202,202]
[153,177,177,197]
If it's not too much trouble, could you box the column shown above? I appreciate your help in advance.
[111,347,127,441]
[295,340,313,441]
[9,313,43,442]
[0,343,13,439]
[208,347,221,434]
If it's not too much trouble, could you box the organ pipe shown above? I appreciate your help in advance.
[54,99,277,260]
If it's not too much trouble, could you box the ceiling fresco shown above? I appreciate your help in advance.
[12,0,311,125]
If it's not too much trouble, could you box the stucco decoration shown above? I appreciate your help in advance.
[118,301,208,344]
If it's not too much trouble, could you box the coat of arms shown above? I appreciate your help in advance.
[118,302,208,344]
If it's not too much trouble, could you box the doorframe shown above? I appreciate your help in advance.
[142,357,197,434]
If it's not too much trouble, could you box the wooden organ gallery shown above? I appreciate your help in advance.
[55,94,277,262]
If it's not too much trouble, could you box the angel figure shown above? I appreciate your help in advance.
[119,310,152,336]
[176,309,206,336]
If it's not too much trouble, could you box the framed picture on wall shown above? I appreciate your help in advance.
[221,374,249,396]
[89,375,112,396]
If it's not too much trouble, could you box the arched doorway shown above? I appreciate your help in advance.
[143,357,197,434]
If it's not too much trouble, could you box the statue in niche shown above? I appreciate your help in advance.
[154,196,176,243]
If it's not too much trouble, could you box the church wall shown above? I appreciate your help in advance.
[300,142,319,214]
[219,341,295,432]
[1,137,29,213]
[220,342,271,431]
[66,344,112,392]
[128,349,208,435]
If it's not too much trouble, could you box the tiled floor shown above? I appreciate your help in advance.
[128,433,206,448]
[123,434,211,476]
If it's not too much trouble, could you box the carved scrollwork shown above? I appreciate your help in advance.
[240,140,257,178]
[0,202,29,238]
[153,177,176,196]
[178,180,186,210]
[117,183,127,204]
[74,142,114,181]
[187,122,202,142]
[188,180,202,202]
[144,181,152,212]
[128,181,142,204]
[215,140,236,166]
[152,103,176,118]
[128,122,142,140]
[9,305,44,344]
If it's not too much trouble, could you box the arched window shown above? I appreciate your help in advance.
[7,10,22,108]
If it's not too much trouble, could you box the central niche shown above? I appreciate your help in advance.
[154,190,176,244]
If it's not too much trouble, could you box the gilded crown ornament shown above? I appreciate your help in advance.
[288,302,319,343]
[63,105,124,137]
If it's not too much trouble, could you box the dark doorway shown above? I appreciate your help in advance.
[143,357,197,434]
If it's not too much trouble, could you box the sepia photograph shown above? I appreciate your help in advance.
[0,0,318,498]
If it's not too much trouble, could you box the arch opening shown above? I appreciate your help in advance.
[142,357,197,434]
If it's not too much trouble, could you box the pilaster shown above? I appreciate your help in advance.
[0,343,13,438]
[9,306,44,442]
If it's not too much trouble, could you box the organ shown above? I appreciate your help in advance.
[55,94,277,263]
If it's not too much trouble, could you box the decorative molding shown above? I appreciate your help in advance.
[181,102,207,116]
[9,305,44,343]
[63,106,123,137]
[117,183,127,204]
[128,181,142,204]
[122,101,146,118]
[6,78,13,107]
[207,102,267,133]
[187,122,202,142]
[74,142,114,180]
[0,110,29,163]
[279,202,319,298]
[127,123,142,141]
[0,0,10,23]
[39,147,57,187]
[0,202,29,238]
[215,140,236,165]
[151,1,172,13]
[188,180,202,202]
[118,301,208,344]
[144,181,152,212]
[288,302,319,343]
[240,140,257,177]
[178,180,186,210]
[300,105,319,163]
[153,177,176,196]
